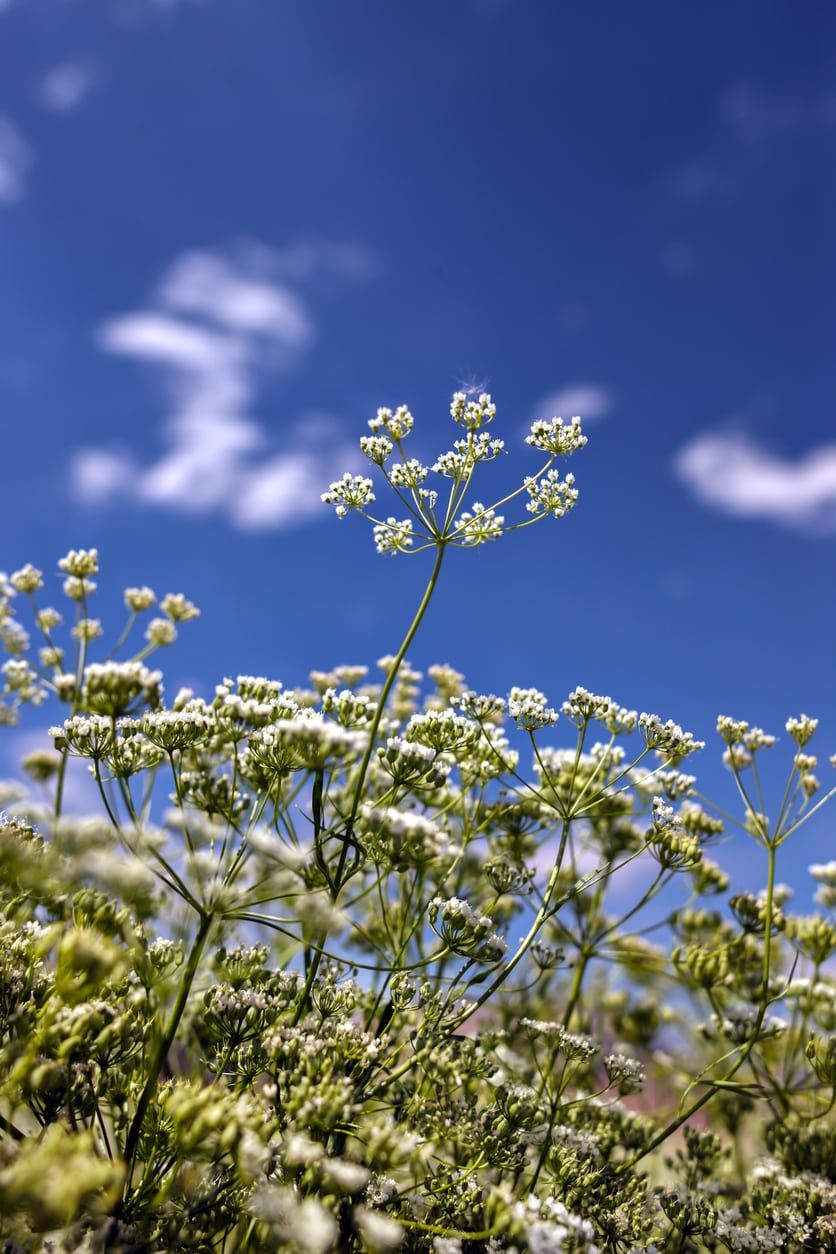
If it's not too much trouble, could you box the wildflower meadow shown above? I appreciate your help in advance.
[0,394,834,1252]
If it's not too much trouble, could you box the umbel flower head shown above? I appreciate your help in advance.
[322,390,588,554]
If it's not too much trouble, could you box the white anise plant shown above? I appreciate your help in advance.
[0,393,833,1252]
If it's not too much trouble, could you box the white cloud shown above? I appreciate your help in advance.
[0,116,32,204]
[158,251,312,344]
[257,240,378,283]
[719,83,836,144]
[675,83,836,203]
[40,62,95,113]
[72,246,363,529]
[662,242,696,277]
[1,729,100,815]
[531,383,614,425]
[557,302,590,332]
[674,431,836,533]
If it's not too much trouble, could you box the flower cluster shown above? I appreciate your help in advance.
[322,391,588,554]
[428,895,508,962]
[0,396,833,1253]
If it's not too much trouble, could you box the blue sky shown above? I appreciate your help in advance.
[1,0,834,895]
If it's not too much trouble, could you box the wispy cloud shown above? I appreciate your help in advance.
[1,729,99,815]
[675,83,836,202]
[531,384,614,425]
[719,83,836,144]
[72,245,367,530]
[674,431,836,533]
[661,242,696,277]
[40,62,95,113]
[0,116,32,204]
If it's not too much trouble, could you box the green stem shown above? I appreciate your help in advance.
[622,841,778,1171]
[292,542,447,1022]
[53,748,69,821]
[122,911,213,1187]
[452,816,573,1027]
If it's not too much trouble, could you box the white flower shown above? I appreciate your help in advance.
[2,660,45,705]
[124,586,156,612]
[321,687,373,727]
[160,592,200,622]
[389,459,428,487]
[428,895,507,962]
[63,576,97,601]
[525,414,588,457]
[604,1053,645,1094]
[406,708,477,752]
[0,619,29,656]
[353,1207,404,1250]
[146,617,177,646]
[321,1158,370,1193]
[248,1187,336,1254]
[321,473,376,519]
[524,469,579,518]
[639,712,704,758]
[58,547,99,577]
[360,434,394,465]
[368,405,414,440]
[360,803,451,866]
[50,714,118,758]
[433,433,505,479]
[454,691,506,720]
[508,686,558,731]
[453,503,504,545]
[377,736,449,785]
[561,687,636,732]
[36,607,62,631]
[143,709,212,751]
[10,564,43,594]
[373,517,415,555]
[248,716,365,773]
[449,390,496,430]
[786,713,818,746]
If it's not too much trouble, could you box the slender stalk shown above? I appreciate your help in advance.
[293,542,447,1022]
[622,840,778,1171]
[122,911,213,1186]
[341,540,447,862]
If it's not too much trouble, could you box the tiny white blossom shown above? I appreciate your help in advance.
[526,414,588,457]
[58,548,99,577]
[10,564,43,594]
[449,390,496,430]
[322,473,376,519]
[146,617,177,646]
[160,592,200,622]
[389,459,429,487]
[453,503,504,545]
[524,469,579,518]
[368,405,414,440]
[373,517,415,555]
[360,433,394,465]
[124,586,156,612]
[786,713,818,746]
[508,686,558,731]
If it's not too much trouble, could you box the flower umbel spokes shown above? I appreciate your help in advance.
[322,390,587,552]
